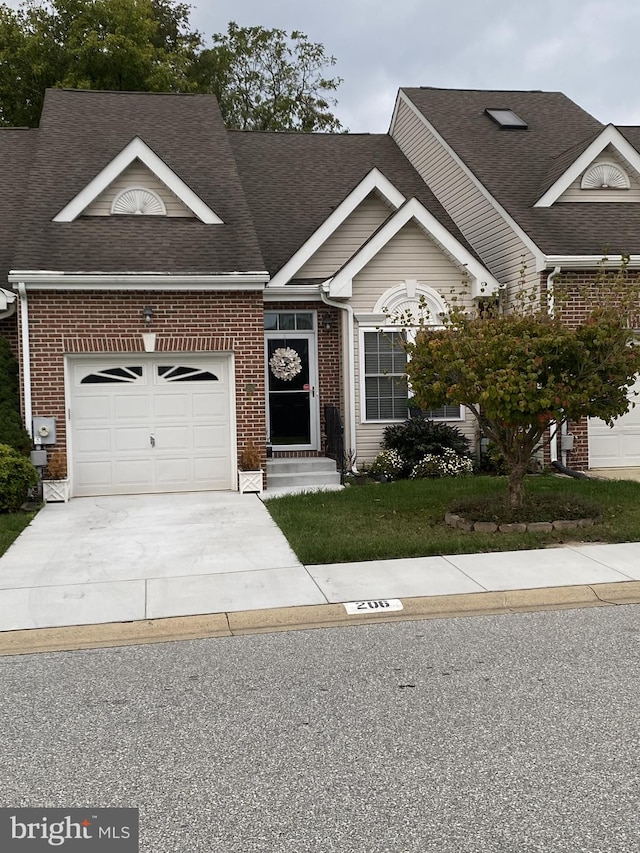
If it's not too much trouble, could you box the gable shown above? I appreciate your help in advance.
[535,125,640,208]
[556,145,640,202]
[296,192,394,280]
[53,136,222,224]
[83,159,196,217]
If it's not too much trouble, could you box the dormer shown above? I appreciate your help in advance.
[535,125,640,207]
[53,136,222,224]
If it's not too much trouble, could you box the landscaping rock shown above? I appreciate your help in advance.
[552,519,579,530]
[577,518,596,527]
[473,521,498,533]
[445,512,461,528]
[456,519,474,532]
[526,522,553,533]
[498,523,527,533]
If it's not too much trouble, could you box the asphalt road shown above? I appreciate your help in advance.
[1,605,639,853]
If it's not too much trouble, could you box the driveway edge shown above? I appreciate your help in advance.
[2,581,640,656]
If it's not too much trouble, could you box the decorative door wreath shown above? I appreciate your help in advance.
[269,346,302,381]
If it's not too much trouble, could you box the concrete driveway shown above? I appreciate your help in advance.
[0,492,327,631]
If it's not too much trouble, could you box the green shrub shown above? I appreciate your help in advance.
[369,449,405,480]
[0,443,38,512]
[410,448,474,479]
[382,418,471,475]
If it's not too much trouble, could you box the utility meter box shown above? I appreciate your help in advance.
[32,417,56,445]
[30,449,48,467]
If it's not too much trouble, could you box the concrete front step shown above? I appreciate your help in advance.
[266,457,341,491]
[266,457,339,474]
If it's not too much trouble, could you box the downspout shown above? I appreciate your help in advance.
[321,286,357,470]
[17,283,33,440]
[546,265,561,466]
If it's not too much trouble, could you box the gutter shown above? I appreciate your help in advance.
[546,265,561,466]
[17,283,33,439]
[321,286,357,470]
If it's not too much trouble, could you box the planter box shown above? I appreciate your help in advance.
[238,469,263,495]
[43,479,70,503]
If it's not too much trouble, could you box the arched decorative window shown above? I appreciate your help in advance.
[580,161,630,190]
[373,280,449,326]
[111,187,167,216]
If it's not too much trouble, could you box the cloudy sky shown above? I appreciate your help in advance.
[187,0,640,132]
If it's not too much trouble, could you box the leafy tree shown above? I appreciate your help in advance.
[0,5,344,132]
[405,286,640,510]
[0,0,202,126]
[190,22,344,131]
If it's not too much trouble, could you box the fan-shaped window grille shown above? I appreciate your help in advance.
[157,365,219,382]
[111,187,167,216]
[580,162,630,190]
[80,366,143,384]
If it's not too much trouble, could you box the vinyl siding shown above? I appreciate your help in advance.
[296,193,392,279]
[392,97,539,299]
[558,148,640,202]
[350,221,477,462]
[83,160,195,217]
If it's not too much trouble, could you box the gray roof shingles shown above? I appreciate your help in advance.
[228,130,482,276]
[401,87,640,256]
[12,88,265,275]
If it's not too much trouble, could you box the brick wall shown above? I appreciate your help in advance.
[540,269,640,470]
[19,289,267,470]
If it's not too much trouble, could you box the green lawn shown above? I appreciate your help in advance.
[0,510,36,558]
[265,474,640,565]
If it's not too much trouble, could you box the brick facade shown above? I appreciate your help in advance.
[19,288,267,473]
[540,269,640,470]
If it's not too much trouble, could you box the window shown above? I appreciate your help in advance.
[363,331,408,420]
[111,187,166,216]
[264,312,314,331]
[485,108,527,129]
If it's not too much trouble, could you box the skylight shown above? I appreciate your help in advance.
[485,108,528,129]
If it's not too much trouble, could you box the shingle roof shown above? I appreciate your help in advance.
[0,128,37,279]
[401,87,640,256]
[12,88,265,275]
[228,130,482,276]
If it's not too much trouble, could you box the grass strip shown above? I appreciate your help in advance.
[265,474,640,564]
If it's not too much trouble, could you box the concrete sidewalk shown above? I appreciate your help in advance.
[1,491,640,653]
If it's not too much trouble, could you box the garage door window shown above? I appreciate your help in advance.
[80,366,143,383]
[157,365,219,382]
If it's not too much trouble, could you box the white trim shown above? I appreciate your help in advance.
[9,272,268,291]
[17,283,32,439]
[327,197,500,298]
[267,168,406,288]
[263,284,323,302]
[53,137,223,224]
[391,91,547,272]
[544,255,640,269]
[0,286,16,318]
[534,125,640,207]
[580,160,630,190]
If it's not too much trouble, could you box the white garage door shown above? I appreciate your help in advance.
[69,356,234,496]
[588,375,640,467]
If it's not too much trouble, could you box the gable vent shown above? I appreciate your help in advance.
[581,162,630,190]
[112,187,167,216]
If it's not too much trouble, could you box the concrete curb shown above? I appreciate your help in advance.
[1,581,640,657]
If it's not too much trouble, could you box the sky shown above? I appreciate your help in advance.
[186,0,640,132]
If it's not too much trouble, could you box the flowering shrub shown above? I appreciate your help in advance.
[369,449,405,480]
[410,448,473,479]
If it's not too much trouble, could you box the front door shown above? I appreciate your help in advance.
[266,328,319,450]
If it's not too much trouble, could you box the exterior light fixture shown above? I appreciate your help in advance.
[142,306,154,324]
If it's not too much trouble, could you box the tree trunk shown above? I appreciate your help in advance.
[507,461,528,510]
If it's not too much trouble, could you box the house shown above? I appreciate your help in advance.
[1,85,639,499]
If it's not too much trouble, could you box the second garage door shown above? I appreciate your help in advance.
[588,375,640,468]
[69,356,234,496]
